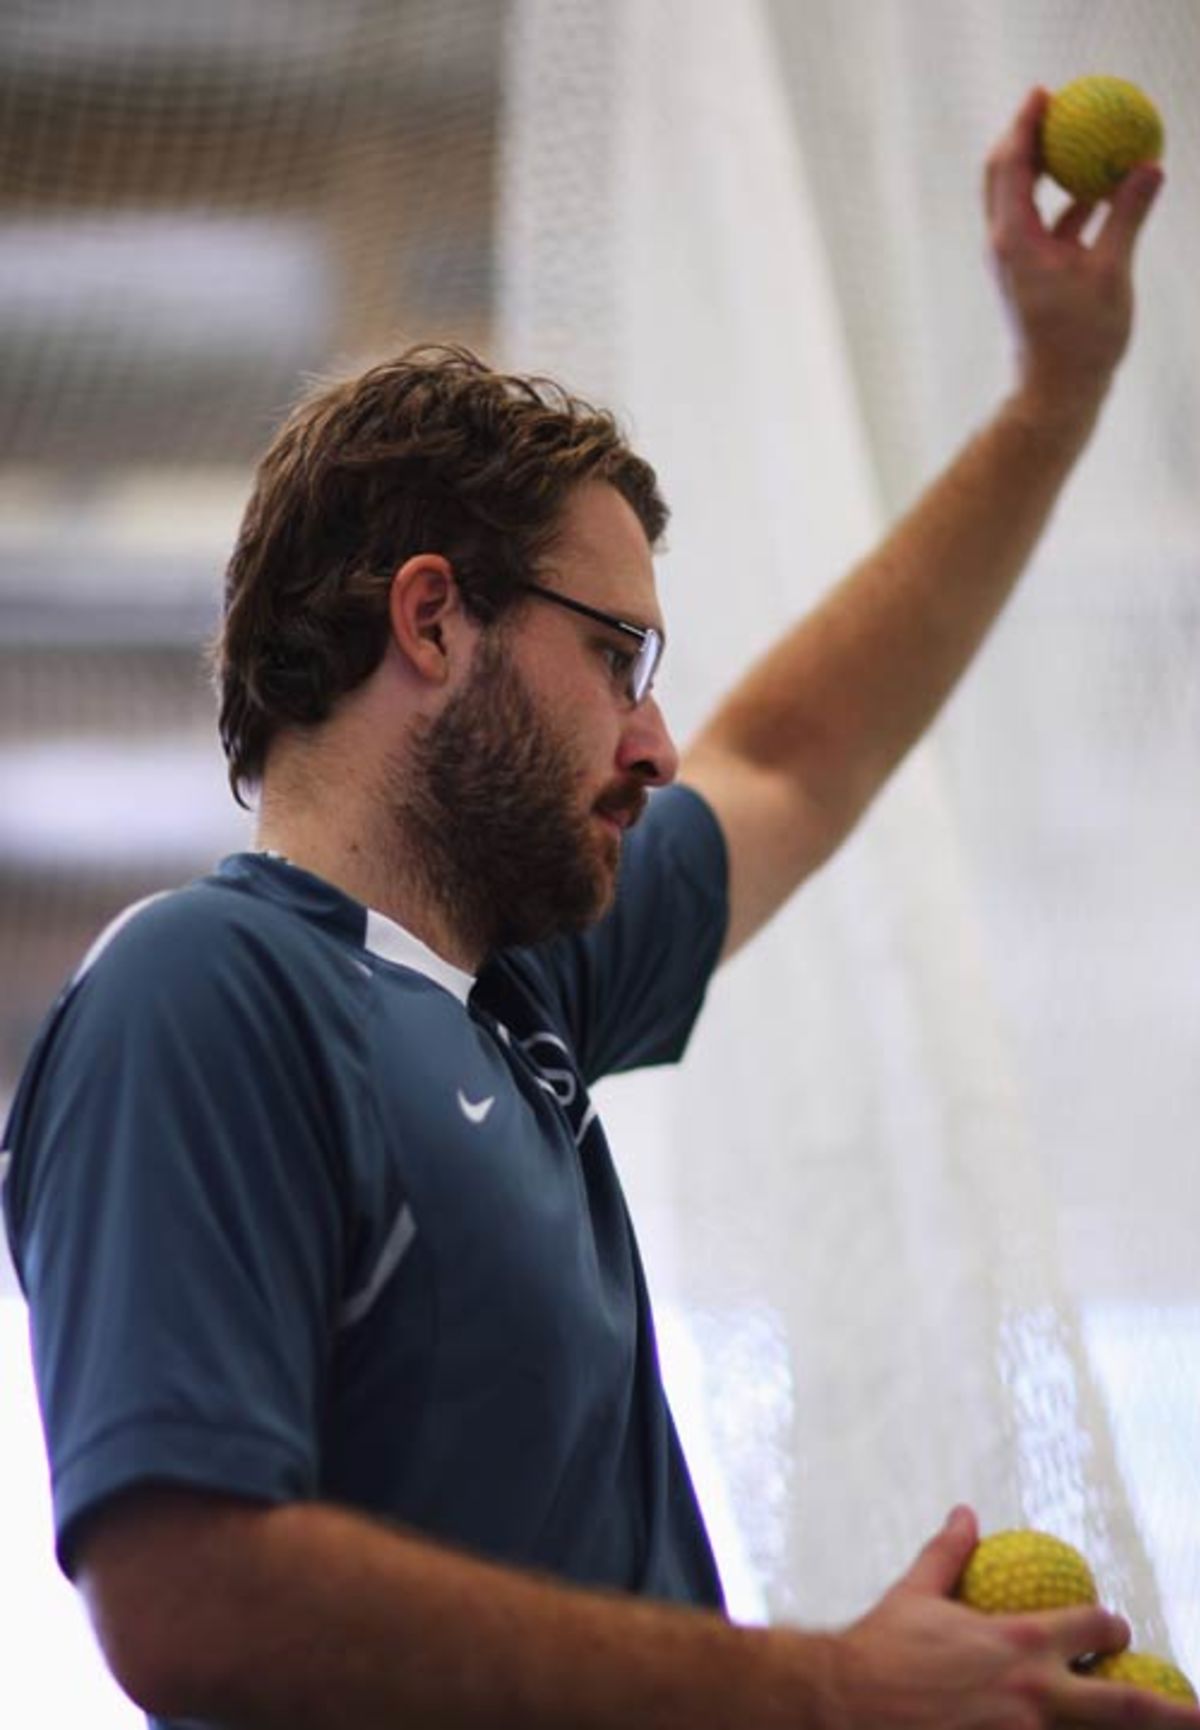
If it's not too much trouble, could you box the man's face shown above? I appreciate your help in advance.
[397,482,678,958]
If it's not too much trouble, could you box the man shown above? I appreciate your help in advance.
[3,91,1188,1730]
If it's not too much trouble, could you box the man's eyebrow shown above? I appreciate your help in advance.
[537,568,667,645]
[612,610,666,646]
[601,593,667,645]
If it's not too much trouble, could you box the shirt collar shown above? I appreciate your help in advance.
[240,850,476,1007]
[363,906,475,1005]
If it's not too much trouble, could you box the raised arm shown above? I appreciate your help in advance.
[78,1489,1200,1730]
[681,88,1163,962]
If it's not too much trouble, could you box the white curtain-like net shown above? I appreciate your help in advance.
[3,2,1199,1717]
[502,0,1200,1651]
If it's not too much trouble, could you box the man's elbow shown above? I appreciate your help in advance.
[84,1596,193,1719]
[73,1486,264,1719]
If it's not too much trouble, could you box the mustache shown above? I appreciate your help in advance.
[594,782,649,830]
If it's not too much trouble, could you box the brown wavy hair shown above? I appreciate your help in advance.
[214,344,668,804]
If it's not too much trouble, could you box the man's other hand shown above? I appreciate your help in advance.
[986,86,1163,425]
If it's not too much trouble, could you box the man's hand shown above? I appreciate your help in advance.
[987,86,1163,426]
[822,1506,1199,1730]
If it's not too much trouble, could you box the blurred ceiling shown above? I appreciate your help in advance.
[0,0,504,1096]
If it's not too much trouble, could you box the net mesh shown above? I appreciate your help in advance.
[0,0,501,1101]
[0,0,498,466]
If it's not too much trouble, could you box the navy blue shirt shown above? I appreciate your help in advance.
[4,784,729,1709]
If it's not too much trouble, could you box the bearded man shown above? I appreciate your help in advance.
[5,93,1190,1730]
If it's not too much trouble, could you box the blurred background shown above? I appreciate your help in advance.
[1,2,1198,1722]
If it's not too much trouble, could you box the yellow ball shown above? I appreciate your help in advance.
[1041,76,1164,203]
[1091,1651,1198,1705]
[957,1530,1098,1615]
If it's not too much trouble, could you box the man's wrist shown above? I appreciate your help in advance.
[806,1629,851,1730]
[998,375,1107,457]
[740,1624,849,1730]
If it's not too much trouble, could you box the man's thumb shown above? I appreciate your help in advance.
[1096,164,1163,266]
[895,1505,979,1597]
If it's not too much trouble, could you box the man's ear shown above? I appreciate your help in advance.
[387,554,464,685]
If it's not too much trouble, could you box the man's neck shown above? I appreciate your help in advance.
[253,804,482,976]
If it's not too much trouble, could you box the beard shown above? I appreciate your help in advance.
[392,632,646,959]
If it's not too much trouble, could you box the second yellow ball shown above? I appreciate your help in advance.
[1090,1651,1198,1705]
[957,1529,1097,1615]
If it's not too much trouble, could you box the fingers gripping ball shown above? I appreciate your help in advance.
[1090,1651,1198,1705]
[956,1530,1097,1614]
[1041,76,1164,203]
[958,1532,1198,1706]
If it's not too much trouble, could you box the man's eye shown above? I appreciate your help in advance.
[600,644,636,682]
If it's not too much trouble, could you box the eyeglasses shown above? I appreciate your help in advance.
[517,583,664,706]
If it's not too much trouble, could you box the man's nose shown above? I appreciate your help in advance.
[617,695,679,787]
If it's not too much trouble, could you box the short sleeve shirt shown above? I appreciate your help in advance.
[3,785,729,1633]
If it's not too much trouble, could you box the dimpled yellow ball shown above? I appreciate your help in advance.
[956,1530,1097,1614]
[1041,76,1164,202]
[1091,1651,1198,1705]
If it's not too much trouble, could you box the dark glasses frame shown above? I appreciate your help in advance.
[517,583,664,705]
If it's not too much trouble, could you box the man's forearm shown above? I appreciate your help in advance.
[690,386,1100,842]
[83,1492,1182,1730]
[682,108,1157,962]
[81,1490,832,1730]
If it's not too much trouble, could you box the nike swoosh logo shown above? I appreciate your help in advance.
[457,1089,495,1125]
